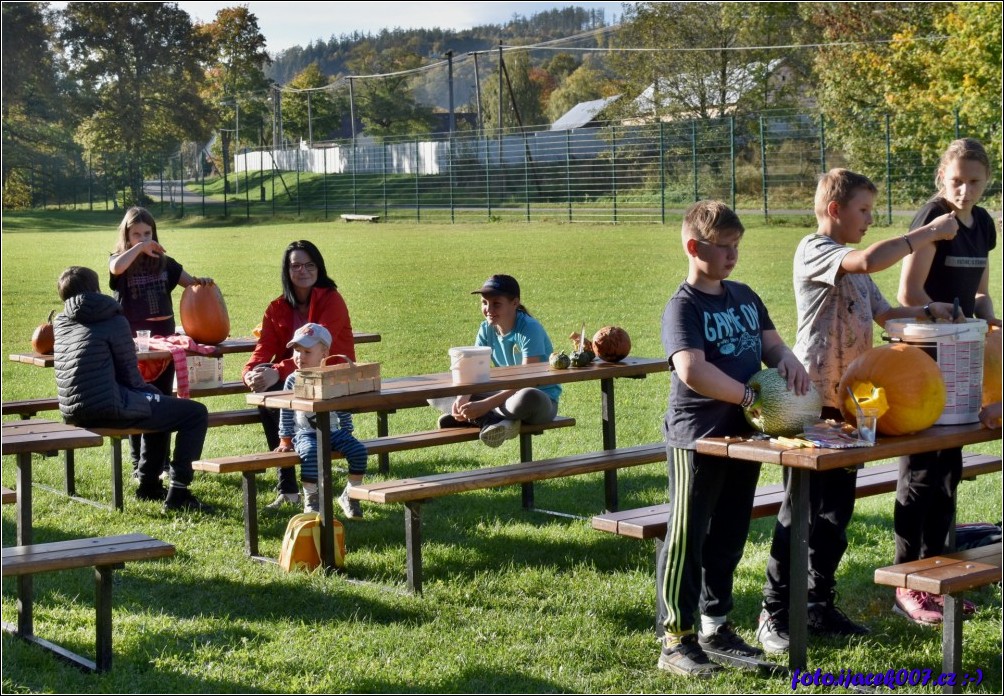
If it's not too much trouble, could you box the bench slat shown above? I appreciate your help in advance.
[351,442,666,504]
[192,416,576,474]
[2,533,175,576]
[874,542,1002,595]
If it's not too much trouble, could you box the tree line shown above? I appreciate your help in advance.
[2,2,999,210]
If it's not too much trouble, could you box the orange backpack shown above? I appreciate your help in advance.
[278,513,346,572]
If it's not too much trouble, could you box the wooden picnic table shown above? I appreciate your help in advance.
[250,356,669,571]
[695,422,1003,672]
[9,332,381,367]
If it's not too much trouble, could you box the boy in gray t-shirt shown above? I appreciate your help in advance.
[756,169,959,654]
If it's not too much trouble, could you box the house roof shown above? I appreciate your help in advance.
[550,95,621,131]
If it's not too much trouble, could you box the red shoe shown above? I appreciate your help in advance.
[929,593,977,616]
[894,588,943,625]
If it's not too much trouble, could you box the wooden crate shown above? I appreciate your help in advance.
[293,356,380,400]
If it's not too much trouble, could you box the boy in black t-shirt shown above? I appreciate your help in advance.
[656,201,810,678]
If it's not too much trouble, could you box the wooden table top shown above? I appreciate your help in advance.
[248,356,669,414]
[9,331,381,367]
[2,419,104,456]
[696,422,1002,471]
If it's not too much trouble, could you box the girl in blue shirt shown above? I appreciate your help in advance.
[441,274,561,447]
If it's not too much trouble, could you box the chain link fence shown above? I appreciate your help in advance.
[10,109,1001,223]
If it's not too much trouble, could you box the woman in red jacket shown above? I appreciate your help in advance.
[243,240,356,508]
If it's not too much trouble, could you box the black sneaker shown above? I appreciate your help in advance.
[163,488,215,514]
[808,601,869,636]
[135,482,168,502]
[755,607,790,654]
[437,413,478,429]
[698,622,763,668]
[657,632,722,678]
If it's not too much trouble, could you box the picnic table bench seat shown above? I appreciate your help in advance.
[2,486,16,505]
[193,416,577,563]
[347,441,666,593]
[591,452,1003,540]
[875,542,1002,693]
[2,533,175,672]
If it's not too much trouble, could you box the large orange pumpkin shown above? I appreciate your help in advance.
[180,283,230,345]
[592,326,631,362]
[984,326,1002,408]
[837,343,946,436]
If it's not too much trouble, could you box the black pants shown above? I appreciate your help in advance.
[763,466,857,607]
[92,393,207,487]
[129,361,175,472]
[894,448,963,564]
[657,446,761,634]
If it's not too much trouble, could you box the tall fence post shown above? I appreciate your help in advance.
[759,115,768,222]
[449,136,455,224]
[819,113,827,173]
[691,119,698,202]
[611,123,618,224]
[323,145,328,220]
[729,116,736,212]
[524,132,530,222]
[885,113,893,225]
[382,141,389,221]
[565,129,572,223]
[659,121,666,225]
[415,138,421,222]
[486,135,492,221]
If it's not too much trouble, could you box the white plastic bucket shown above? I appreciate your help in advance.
[884,319,987,425]
[448,346,491,385]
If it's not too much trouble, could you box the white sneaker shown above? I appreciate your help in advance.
[302,482,319,514]
[265,492,300,510]
[338,485,363,519]
[479,419,519,448]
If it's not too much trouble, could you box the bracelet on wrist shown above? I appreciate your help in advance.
[902,235,914,254]
[923,304,934,320]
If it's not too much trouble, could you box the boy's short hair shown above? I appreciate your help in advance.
[57,266,100,301]
[681,200,744,245]
[814,169,877,218]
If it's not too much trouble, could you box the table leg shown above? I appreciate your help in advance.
[315,412,336,572]
[16,452,33,638]
[95,565,114,672]
[242,471,259,558]
[109,438,124,512]
[377,411,390,475]
[788,468,809,672]
[942,595,963,693]
[601,377,618,511]
[405,501,423,594]
[520,431,534,509]
[64,449,76,497]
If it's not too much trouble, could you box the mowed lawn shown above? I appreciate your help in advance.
[1,210,1001,694]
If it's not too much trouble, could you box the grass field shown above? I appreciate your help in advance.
[2,209,1001,693]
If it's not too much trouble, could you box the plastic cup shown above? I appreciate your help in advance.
[135,330,151,353]
[857,408,879,444]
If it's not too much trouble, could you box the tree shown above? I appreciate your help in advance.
[2,2,77,202]
[609,2,804,120]
[282,63,347,143]
[60,2,213,203]
[346,44,436,138]
[546,64,618,123]
[198,6,272,178]
[480,49,547,133]
[807,2,1001,186]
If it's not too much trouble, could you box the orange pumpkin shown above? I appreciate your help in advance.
[180,283,230,345]
[837,343,946,436]
[31,310,56,355]
[984,326,1002,407]
[592,326,632,362]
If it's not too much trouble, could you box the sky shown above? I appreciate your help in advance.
[176,1,627,53]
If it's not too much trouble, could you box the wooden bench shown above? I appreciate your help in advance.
[192,416,577,563]
[591,453,1003,540]
[2,486,16,505]
[348,442,666,593]
[340,214,380,223]
[2,533,175,672]
[875,542,1002,693]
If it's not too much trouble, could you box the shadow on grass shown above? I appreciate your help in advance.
[353,666,568,693]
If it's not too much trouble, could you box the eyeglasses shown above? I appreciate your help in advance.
[289,262,317,273]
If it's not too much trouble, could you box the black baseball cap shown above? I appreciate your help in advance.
[471,274,520,297]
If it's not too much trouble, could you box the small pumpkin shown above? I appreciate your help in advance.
[549,351,571,370]
[837,343,946,436]
[569,349,595,368]
[592,326,631,362]
[31,310,56,355]
[983,326,1002,408]
[180,283,230,345]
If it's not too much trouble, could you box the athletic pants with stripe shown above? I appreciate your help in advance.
[657,446,761,635]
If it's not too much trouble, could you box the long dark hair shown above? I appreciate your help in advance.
[281,240,337,307]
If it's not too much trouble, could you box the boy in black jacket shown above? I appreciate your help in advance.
[53,266,211,512]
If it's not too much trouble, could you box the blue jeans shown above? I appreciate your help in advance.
[292,428,368,483]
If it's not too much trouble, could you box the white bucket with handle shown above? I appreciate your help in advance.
[884,319,987,425]
[449,346,491,385]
